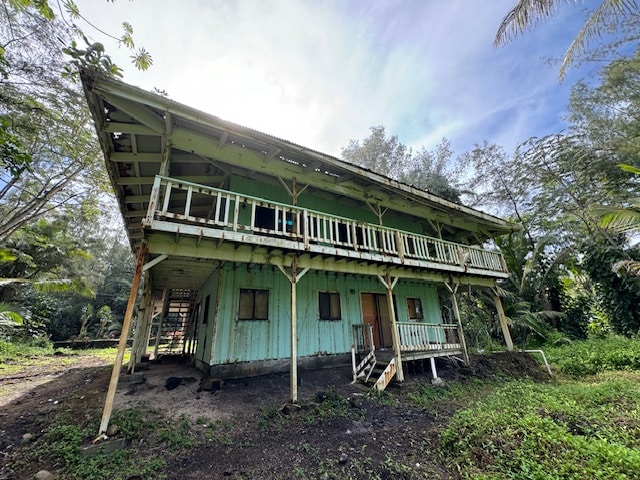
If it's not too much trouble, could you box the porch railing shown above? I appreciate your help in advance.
[397,322,462,352]
[351,324,376,383]
[144,176,508,275]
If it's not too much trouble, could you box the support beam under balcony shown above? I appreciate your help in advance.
[144,232,500,288]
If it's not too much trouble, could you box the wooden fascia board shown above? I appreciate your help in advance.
[124,195,153,204]
[110,152,161,163]
[144,233,499,288]
[123,210,145,218]
[110,153,201,164]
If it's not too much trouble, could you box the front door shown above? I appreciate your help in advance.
[361,293,394,349]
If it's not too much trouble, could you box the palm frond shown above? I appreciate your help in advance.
[511,310,549,338]
[618,163,640,175]
[495,1,640,80]
[495,0,557,47]
[612,259,640,275]
[0,277,94,296]
[0,303,23,326]
[598,207,640,233]
[536,310,566,321]
[32,278,94,297]
[559,0,639,80]
[0,248,16,263]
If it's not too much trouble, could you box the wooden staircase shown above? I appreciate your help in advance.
[152,289,198,357]
[351,324,397,392]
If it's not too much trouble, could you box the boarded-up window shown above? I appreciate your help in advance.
[238,289,269,320]
[319,292,341,320]
[407,297,423,320]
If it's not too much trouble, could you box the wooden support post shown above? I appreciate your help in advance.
[153,288,169,359]
[290,257,298,403]
[430,357,438,379]
[143,309,157,358]
[127,274,152,373]
[446,282,470,366]
[98,241,146,436]
[277,259,309,403]
[492,288,514,352]
[379,273,404,382]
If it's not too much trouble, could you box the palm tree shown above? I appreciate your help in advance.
[495,0,640,80]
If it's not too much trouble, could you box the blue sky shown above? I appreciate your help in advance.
[73,0,600,158]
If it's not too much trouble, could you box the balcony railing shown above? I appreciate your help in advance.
[144,176,508,276]
[397,322,461,352]
[352,322,462,360]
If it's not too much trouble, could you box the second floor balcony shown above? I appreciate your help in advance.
[142,176,509,279]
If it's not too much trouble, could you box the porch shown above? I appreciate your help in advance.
[142,175,509,279]
[351,322,465,391]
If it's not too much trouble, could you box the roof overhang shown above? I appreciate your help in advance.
[81,70,518,259]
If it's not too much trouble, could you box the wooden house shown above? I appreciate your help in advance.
[80,72,517,434]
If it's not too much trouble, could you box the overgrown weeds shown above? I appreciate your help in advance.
[7,406,196,480]
[545,335,640,376]
[438,373,640,479]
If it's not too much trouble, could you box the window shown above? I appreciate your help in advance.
[319,292,341,320]
[238,289,269,320]
[407,297,423,320]
[202,295,211,324]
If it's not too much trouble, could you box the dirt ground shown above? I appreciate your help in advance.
[0,351,549,479]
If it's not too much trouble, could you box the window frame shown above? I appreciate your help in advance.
[406,297,424,321]
[238,288,270,321]
[318,291,342,320]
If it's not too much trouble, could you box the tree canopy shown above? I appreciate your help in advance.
[0,1,140,340]
[341,127,462,203]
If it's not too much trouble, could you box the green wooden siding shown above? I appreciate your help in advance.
[194,263,444,366]
[211,265,290,363]
[228,175,422,234]
[195,270,219,364]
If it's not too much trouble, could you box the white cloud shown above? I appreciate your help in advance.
[72,0,599,157]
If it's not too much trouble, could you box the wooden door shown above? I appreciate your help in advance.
[361,293,394,349]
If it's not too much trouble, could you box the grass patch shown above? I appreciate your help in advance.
[545,336,640,376]
[8,406,195,480]
[407,378,495,415]
[438,373,640,479]
[82,346,131,364]
[0,338,53,362]
[0,340,129,376]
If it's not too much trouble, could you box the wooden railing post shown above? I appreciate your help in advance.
[302,210,309,249]
[379,273,404,382]
[144,176,162,226]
